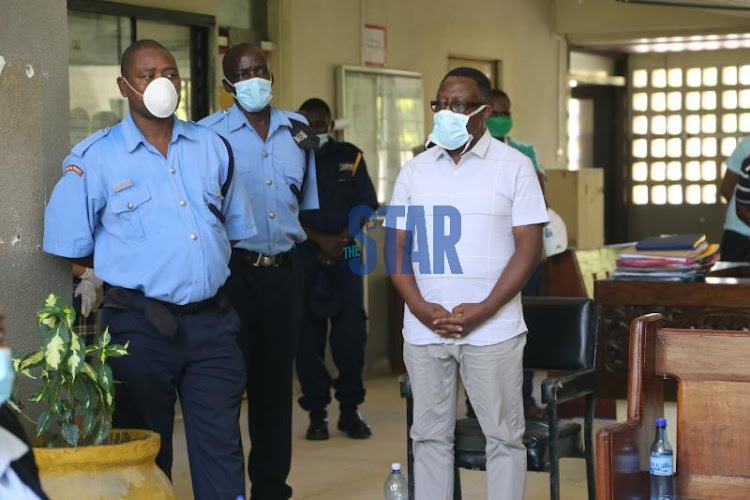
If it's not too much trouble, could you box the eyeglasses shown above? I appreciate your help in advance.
[430,100,486,114]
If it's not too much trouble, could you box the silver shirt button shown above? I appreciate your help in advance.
[266,179,272,186]
[269,212,276,219]
[127,202,134,210]
[189,233,197,240]
[262,151,269,158]
[179,200,187,207]
[169,167,176,174]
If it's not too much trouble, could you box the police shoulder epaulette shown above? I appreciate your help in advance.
[71,127,111,157]
[198,110,228,128]
[288,118,319,151]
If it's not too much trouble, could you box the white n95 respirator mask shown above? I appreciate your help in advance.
[122,76,179,119]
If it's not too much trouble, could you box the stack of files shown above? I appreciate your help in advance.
[612,234,719,282]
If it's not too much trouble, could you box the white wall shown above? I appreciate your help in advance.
[269,0,567,171]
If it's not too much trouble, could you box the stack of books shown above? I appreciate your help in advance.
[613,233,720,282]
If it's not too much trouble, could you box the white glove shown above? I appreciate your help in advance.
[74,268,103,318]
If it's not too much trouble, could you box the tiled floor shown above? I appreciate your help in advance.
[171,375,598,499]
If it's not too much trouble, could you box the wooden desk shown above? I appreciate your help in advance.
[594,279,750,399]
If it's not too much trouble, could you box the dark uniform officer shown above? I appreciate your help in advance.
[43,40,254,500]
[199,44,318,500]
[296,98,378,441]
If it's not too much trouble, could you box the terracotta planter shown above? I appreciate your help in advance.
[32,429,175,500]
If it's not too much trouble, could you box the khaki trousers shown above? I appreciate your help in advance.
[404,334,527,500]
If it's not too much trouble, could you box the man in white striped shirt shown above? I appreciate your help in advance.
[386,67,548,500]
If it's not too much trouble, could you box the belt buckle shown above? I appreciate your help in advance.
[262,255,274,267]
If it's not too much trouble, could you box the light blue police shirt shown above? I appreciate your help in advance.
[724,135,750,236]
[43,113,257,305]
[199,105,319,255]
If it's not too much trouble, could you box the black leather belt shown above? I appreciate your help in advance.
[160,296,218,315]
[237,248,294,268]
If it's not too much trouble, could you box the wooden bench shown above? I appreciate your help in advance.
[596,313,750,499]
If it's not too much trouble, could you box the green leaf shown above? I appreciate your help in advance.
[36,408,53,436]
[44,294,58,308]
[62,306,76,330]
[92,420,111,445]
[28,384,49,403]
[104,343,129,358]
[83,411,95,440]
[44,327,68,370]
[98,327,112,350]
[67,332,84,379]
[62,422,79,447]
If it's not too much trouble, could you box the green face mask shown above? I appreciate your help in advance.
[486,116,513,139]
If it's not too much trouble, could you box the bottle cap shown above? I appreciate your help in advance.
[391,462,402,471]
[655,417,667,427]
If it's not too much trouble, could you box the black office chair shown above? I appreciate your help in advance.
[399,296,597,500]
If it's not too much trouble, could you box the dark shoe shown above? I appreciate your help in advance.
[306,411,329,441]
[338,410,372,439]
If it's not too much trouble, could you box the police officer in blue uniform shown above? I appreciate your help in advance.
[43,40,255,500]
[295,99,378,441]
[199,43,318,500]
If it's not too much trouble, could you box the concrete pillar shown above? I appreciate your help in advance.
[0,0,70,355]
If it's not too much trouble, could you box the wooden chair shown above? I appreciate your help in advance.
[596,313,750,499]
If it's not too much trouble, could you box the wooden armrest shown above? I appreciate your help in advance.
[596,420,650,500]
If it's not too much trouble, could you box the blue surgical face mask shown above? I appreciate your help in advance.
[225,76,273,112]
[428,105,487,152]
[317,133,329,148]
[0,348,14,406]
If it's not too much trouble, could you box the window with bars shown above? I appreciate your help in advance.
[629,65,750,205]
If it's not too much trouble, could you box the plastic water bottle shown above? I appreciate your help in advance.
[649,417,675,500]
[384,462,408,500]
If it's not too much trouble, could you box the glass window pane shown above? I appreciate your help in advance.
[633,69,648,88]
[702,91,717,110]
[668,185,683,205]
[633,93,648,112]
[137,20,193,121]
[632,162,648,181]
[652,69,667,88]
[686,138,701,158]
[741,113,750,133]
[651,185,667,205]
[723,90,738,110]
[651,161,667,181]
[702,161,717,181]
[701,114,716,133]
[632,185,649,205]
[668,68,683,87]
[667,115,682,135]
[633,139,648,158]
[723,66,738,85]
[686,184,702,204]
[667,92,682,111]
[651,139,667,158]
[740,89,750,108]
[686,67,702,87]
[703,184,717,204]
[68,11,130,147]
[723,114,738,133]
[703,67,718,87]
[686,92,701,111]
[651,92,667,112]
[722,137,737,157]
[702,137,717,157]
[686,115,701,134]
[667,138,682,158]
[667,161,682,181]
[740,65,750,86]
[651,115,667,135]
[686,161,701,181]
[633,115,648,135]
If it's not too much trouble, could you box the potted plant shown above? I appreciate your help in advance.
[10,294,175,500]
